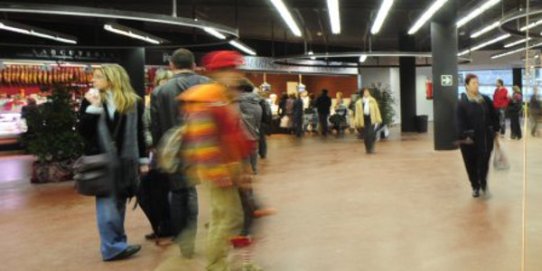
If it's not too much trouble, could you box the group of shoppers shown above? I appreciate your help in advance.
[493,79,523,140]
[276,88,384,154]
[78,48,270,270]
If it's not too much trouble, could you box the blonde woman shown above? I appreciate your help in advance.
[354,88,382,154]
[78,64,148,261]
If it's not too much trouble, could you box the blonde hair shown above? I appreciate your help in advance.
[97,64,140,113]
[154,69,173,86]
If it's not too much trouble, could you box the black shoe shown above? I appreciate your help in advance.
[145,232,173,240]
[105,245,141,261]
[472,189,480,198]
[145,233,157,240]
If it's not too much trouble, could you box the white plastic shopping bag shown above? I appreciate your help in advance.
[493,139,510,170]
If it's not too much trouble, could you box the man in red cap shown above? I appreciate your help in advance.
[179,50,259,271]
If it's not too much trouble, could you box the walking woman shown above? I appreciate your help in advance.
[456,74,499,198]
[354,88,382,154]
[509,85,523,140]
[78,64,148,261]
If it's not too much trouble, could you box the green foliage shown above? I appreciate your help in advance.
[369,83,396,126]
[20,86,83,163]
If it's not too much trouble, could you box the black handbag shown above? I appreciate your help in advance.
[73,153,113,196]
[73,114,122,196]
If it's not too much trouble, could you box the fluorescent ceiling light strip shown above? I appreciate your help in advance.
[458,34,510,56]
[327,0,341,34]
[491,42,542,59]
[229,40,257,56]
[458,49,471,57]
[470,34,510,51]
[371,0,394,35]
[408,0,449,35]
[504,38,532,48]
[470,21,500,38]
[456,0,500,28]
[359,55,368,62]
[269,0,302,37]
[104,24,161,44]
[520,19,542,31]
[0,22,76,44]
[204,27,226,40]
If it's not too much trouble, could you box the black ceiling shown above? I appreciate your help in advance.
[0,0,533,57]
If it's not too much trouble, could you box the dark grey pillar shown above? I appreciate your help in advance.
[399,34,417,132]
[119,47,146,97]
[431,2,458,150]
[513,68,522,90]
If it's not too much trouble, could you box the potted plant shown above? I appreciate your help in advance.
[369,83,396,139]
[20,85,84,183]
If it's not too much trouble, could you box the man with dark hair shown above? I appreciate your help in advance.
[169,48,195,70]
[493,79,509,136]
[315,89,332,136]
[149,48,209,258]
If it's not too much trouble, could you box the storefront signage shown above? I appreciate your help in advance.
[0,46,120,62]
[441,74,453,86]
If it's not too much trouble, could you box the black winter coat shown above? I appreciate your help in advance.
[456,93,499,153]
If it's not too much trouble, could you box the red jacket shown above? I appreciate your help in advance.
[493,87,509,109]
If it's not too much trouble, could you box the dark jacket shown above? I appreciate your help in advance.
[78,99,146,197]
[150,71,209,190]
[315,94,332,115]
[457,93,499,153]
[237,92,263,139]
[293,98,304,124]
[150,72,210,146]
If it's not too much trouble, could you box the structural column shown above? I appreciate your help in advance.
[431,2,458,150]
[119,47,146,97]
[513,68,522,90]
[399,34,417,132]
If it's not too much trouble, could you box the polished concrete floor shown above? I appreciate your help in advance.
[1,127,541,271]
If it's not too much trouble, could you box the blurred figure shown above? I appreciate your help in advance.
[179,51,258,271]
[354,88,382,154]
[277,92,288,117]
[148,49,209,257]
[78,64,147,261]
[509,85,523,140]
[529,87,541,136]
[331,92,348,137]
[315,89,332,136]
[493,79,510,137]
[457,74,499,198]
[303,93,318,134]
[349,89,364,139]
[235,78,262,174]
[257,91,273,159]
[143,69,173,148]
[292,92,304,137]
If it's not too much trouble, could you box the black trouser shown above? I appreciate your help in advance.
[363,115,376,153]
[460,144,493,191]
[294,118,304,137]
[510,112,522,139]
[238,187,260,236]
[169,187,198,257]
[318,113,329,136]
[259,126,267,159]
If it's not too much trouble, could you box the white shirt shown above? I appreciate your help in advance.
[362,98,370,116]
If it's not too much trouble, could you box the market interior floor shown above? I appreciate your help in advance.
[1,126,541,271]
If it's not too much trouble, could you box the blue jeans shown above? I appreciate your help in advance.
[96,196,128,260]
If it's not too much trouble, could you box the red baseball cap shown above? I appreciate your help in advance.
[202,50,244,71]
